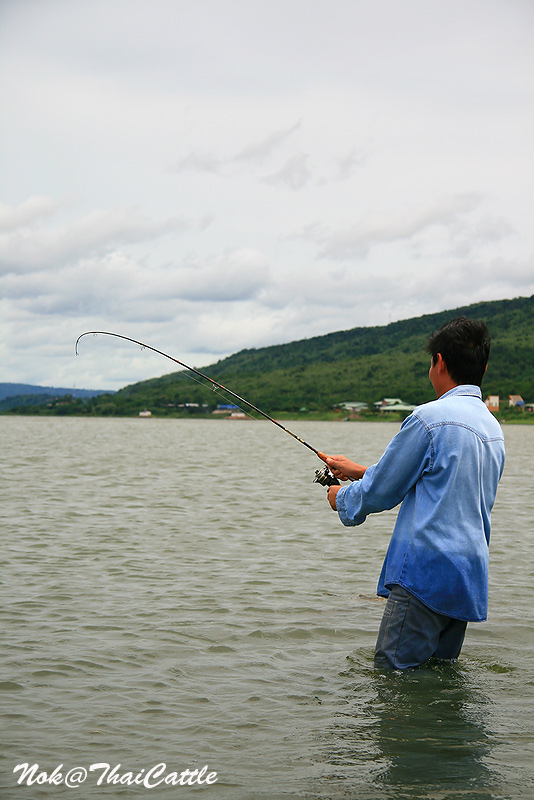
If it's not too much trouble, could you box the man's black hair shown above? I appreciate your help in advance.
[426,316,491,387]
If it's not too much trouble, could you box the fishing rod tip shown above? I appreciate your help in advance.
[74,331,90,356]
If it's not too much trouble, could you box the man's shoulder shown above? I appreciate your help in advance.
[409,398,448,430]
[411,388,503,439]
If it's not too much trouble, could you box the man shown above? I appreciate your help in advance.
[322,317,505,670]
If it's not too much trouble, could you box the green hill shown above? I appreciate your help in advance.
[90,295,534,416]
[6,295,534,417]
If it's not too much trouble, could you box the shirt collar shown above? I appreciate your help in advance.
[439,384,482,401]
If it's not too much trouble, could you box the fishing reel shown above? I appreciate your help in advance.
[313,465,340,487]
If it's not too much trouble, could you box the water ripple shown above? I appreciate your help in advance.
[1,417,533,799]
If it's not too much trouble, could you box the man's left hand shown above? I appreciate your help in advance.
[327,484,341,511]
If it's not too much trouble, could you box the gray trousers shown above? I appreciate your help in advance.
[375,584,468,670]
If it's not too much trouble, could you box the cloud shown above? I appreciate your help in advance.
[317,148,368,185]
[262,154,312,190]
[0,239,271,330]
[173,152,224,175]
[172,120,366,191]
[172,249,270,302]
[232,121,301,164]
[0,204,189,275]
[314,194,491,260]
[172,120,302,177]
[0,195,60,231]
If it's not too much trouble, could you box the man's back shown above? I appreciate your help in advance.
[377,385,505,620]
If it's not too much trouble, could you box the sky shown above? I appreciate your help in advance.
[1,0,533,391]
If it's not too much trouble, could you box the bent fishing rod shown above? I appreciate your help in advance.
[75,330,338,486]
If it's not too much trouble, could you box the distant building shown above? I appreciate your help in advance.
[213,404,240,415]
[374,397,402,408]
[337,401,368,412]
[374,398,416,413]
[139,409,152,417]
[485,395,500,413]
[509,395,525,408]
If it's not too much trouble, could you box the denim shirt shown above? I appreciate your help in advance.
[335,386,505,621]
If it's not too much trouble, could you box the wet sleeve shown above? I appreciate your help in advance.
[335,413,432,527]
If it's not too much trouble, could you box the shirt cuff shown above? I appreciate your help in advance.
[335,485,353,526]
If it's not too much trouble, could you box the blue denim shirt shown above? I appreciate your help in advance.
[335,386,505,621]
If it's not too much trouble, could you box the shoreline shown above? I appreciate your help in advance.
[2,410,533,424]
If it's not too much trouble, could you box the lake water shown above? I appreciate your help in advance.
[1,416,533,799]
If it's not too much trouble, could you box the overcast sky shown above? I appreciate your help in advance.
[1,0,533,391]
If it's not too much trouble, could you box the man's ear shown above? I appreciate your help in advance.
[436,352,447,372]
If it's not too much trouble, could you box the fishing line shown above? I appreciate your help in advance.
[162,357,261,422]
[75,330,328,460]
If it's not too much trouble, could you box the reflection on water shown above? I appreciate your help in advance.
[321,656,503,800]
[373,665,494,799]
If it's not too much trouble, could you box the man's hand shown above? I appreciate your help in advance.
[327,484,342,510]
[318,453,367,482]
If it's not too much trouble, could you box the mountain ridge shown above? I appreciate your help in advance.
[0,383,114,411]
[113,295,534,413]
[0,383,115,401]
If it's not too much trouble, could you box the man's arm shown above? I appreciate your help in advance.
[329,413,432,525]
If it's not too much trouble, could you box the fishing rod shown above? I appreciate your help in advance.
[75,330,338,486]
